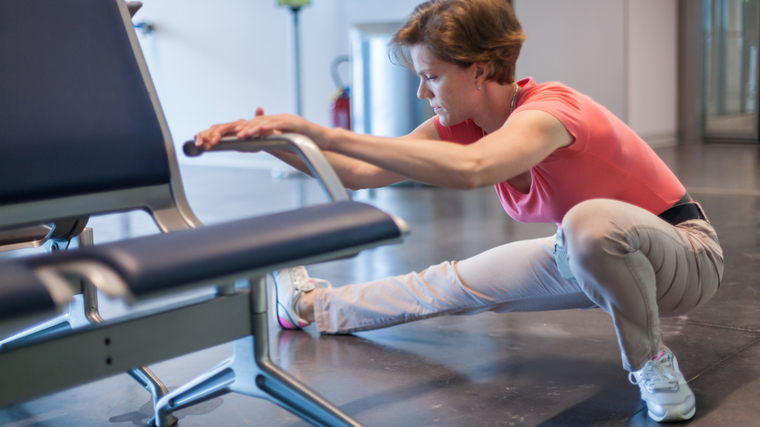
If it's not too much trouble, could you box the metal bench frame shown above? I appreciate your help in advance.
[0,1,406,425]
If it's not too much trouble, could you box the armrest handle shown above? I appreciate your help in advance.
[0,217,89,253]
[184,134,349,202]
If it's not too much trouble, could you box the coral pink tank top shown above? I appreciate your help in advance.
[434,78,685,225]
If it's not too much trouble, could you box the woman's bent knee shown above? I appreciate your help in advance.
[562,199,629,263]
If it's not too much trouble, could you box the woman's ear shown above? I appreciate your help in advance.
[473,63,487,89]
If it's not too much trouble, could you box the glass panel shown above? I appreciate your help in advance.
[705,0,760,140]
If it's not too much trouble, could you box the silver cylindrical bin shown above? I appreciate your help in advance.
[350,22,433,137]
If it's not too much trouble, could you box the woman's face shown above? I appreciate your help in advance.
[410,44,478,127]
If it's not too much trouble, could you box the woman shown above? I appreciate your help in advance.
[195,0,723,422]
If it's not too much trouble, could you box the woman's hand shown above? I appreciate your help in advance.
[194,107,332,151]
[234,111,331,150]
[194,107,270,150]
[194,117,248,150]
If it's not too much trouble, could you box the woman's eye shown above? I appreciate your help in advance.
[426,75,437,81]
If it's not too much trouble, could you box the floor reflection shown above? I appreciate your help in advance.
[1,144,759,426]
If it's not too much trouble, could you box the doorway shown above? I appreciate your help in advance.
[704,0,760,141]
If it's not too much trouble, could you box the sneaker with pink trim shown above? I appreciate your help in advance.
[273,266,331,329]
[628,348,696,422]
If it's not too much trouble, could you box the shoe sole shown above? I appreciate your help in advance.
[277,301,303,329]
[273,276,305,330]
[649,405,696,422]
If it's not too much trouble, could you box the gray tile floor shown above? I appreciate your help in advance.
[1,143,759,426]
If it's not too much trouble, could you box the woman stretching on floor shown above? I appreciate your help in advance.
[194,0,723,422]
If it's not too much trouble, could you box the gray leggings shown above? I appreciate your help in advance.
[312,199,724,371]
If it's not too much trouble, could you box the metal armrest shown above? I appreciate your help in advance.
[0,217,88,253]
[183,134,349,202]
[0,225,53,252]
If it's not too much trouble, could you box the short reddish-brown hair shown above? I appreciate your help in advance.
[390,0,527,85]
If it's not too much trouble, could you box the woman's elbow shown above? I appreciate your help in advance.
[455,161,488,190]
[341,176,369,191]
[343,173,401,191]
[346,183,369,191]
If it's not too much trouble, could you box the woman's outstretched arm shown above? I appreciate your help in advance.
[194,108,440,190]
[229,109,574,189]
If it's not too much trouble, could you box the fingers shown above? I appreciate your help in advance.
[233,114,279,139]
[193,111,307,152]
[195,119,247,149]
[235,118,270,139]
[235,114,298,139]
[234,107,265,133]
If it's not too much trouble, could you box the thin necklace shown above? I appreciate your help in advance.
[482,83,520,137]
[509,83,521,114]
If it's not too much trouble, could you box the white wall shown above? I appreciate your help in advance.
[628,0,678,144]
[134,0,679,168]
[136,2,291,142]
[134,0,420,167]
[514,0,678,146]
[514,0,627,120]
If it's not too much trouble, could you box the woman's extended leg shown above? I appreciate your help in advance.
[307,235,596,334]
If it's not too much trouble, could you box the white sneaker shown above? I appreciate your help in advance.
[273,266,331,330]
[629,348,696,422]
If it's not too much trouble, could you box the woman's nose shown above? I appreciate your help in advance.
[417,80,430,100]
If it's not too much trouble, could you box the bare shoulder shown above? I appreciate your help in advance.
[401,117,441,141]
[502,109,574,149]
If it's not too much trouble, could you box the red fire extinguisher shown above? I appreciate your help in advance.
[330,55,351,130]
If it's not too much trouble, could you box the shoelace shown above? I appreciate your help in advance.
[628,354,678,391]
[289,266,332,292]
[289,266,310,291]
[310,277,333,289]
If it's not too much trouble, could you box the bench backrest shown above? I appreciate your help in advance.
[0,0,198,231]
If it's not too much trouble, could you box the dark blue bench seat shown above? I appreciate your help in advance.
[21,201,403,299]
[0,262,56,323]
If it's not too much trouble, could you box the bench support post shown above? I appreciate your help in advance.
[154,276,363,427]
[0,228,176,427]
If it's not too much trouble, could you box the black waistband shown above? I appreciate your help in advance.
[658,192,705,225]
